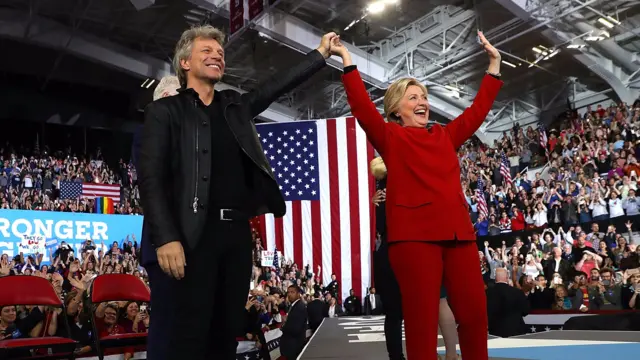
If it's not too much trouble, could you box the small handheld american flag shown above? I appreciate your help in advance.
[500,152,513,188]
[272,248,280,276]
[476,178,488,219]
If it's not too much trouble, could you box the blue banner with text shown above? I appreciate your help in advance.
[0,210,143,261]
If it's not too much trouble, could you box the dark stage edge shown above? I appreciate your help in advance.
[298,316,640,360]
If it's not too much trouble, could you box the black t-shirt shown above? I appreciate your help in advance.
[205,96,252,211]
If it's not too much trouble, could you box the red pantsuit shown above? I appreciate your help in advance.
[342,69,502,360]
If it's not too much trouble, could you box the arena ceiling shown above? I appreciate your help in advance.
[0,0,639,143]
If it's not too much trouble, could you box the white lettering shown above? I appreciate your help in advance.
[33,219,55,239]
[0,242,15,257]
[75,221,91,239]
[0,216,111,241]
[94,222,108,241]
[55,221,73,240]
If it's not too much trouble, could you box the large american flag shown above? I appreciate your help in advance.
[500,152,512,188]
[475,178,488,219]
[256,118,375,301]
[59,181,121,203]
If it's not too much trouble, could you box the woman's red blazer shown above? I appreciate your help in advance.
[342,69,503,243]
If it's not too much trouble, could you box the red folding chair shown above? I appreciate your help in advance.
[89,274,150,360]
[0,276,77,360]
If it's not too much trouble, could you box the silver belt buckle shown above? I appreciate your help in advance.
[220,209,232,221]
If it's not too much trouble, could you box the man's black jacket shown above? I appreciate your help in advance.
[138,50,326,263]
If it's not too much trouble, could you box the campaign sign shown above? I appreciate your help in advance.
[19,234,46,254]
[260,250,282,267]
[0,209,143,262]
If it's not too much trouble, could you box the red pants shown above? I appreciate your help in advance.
[389,241,488,360]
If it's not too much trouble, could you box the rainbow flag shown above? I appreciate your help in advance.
[95,197,114,214]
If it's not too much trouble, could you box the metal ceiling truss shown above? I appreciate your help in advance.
[0,8,298,123]
[496,0,639,103]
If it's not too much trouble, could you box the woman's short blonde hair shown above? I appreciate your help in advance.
[153,75,180,101]
[369,157,387,180]
[173,25,226,87]
[383,78,428,124]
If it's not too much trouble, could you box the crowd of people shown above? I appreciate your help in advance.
[3,99,640,355]
[0,143,141,215]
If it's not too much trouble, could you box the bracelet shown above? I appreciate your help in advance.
[486,70,501,79]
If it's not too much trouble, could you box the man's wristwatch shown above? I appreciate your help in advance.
[486,70,501,79]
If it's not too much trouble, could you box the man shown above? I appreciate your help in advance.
[528,274,554,309]
[486,268,529,337]
[306,292,326,332]
[542,247,572,284]
[138,25,337,360]
[280,285,308,360]
[599,268,623,309]
[343,289,362,316]
[364,287,383,315]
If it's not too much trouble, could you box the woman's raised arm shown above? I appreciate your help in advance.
[446,31,504,149]
[332,37,389,155]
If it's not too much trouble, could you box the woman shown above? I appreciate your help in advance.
[371,157,460,360]
[331,31,502,359]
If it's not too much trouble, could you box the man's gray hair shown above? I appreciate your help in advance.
[173,25,226,87]
[153,75,180,101]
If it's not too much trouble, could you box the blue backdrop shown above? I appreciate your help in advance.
[0,209,143,262]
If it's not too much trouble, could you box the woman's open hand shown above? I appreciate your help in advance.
[478,30,501,75]
[478,31,500,61]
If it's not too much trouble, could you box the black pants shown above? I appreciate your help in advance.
[374,240,404,360]
[146,218,253,360]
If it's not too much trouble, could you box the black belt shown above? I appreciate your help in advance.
[214,208,248,221]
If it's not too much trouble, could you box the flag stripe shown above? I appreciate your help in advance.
[301,201,313,269]
[317,122,333,286]
[357,119,374,299]
[367,138,376,291]
[311,201,322,277]
[283,202,294,262]
[292,201,303,268]
[264,214,276,251]
[335,119,353,299]
[275,216,284,255]
[326,119,343,291]
[346,117,363,299]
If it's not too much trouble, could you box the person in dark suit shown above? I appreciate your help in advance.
[138,24,338,360]
[363,287,383,315]
[542,247,573,284]
[280,285,308,360]
[306,292,327,332]
[486,268,529,337]
[330,32,502,359]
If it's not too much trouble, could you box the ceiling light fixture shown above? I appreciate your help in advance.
[501,60,517,68]
[366,1,385,14]
[567,44,586,49]
[597,17,616,28]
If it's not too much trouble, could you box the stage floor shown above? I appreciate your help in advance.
[298,316,640,360]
